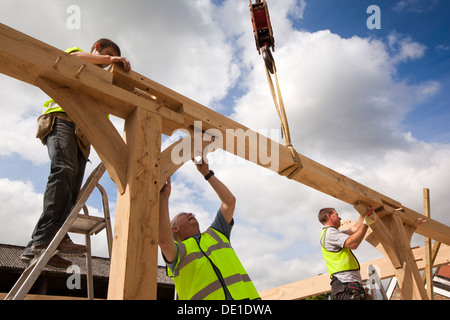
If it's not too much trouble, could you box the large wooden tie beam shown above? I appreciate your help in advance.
[1,23,449,299]
[260,243,450,300]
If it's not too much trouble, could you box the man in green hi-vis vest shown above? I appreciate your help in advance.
[318,207,376,300]
[159,154,260,300]
[21,39,131,268]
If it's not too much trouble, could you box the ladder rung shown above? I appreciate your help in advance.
[69,214,106,235]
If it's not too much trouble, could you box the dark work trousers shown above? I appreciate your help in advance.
[25,118,87,250]
[331,276,369,300]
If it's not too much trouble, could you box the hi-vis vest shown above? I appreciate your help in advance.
[167,228,260,300]
[320,227,360,278]
[42,47,83,115]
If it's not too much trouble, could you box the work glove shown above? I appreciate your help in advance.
[363,209,377,226]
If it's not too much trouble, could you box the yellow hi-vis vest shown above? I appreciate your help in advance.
[42,47,83,115]
[320,227,360,278]
[167,228,260,300]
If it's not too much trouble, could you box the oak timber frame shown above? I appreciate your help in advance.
[1,23,449,300]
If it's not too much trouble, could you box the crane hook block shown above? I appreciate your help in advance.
[249,0,275,54]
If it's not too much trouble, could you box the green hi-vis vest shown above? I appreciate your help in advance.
[320,227,360,278]
[167,228,260,300]
[42,47,83,115]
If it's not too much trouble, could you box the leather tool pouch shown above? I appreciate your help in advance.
[36,113,56,145]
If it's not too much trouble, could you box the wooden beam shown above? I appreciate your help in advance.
[0,23,185,124]
[35,77,128,195]
[0,293,98,300]
[422,241,442,284]
[2,25,449,244]
[109,68,450,249]
[0,23,111,89]
[1,23,450,300]
[107,107,162,300]
[423,188,433,299]
[383,205,450,246]
[2,22,447,248]
[109,69,416,213]
[259,244,450,300]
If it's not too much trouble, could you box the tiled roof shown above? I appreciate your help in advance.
[0,243,173,285]
[437,265,450,280]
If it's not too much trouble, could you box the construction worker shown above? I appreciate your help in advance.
[21,39,131,268]
[318,207,376,300]
[159,154,260,300]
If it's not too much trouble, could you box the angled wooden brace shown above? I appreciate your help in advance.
[354,201,428,300]
[159,130,220,190]
[353,201,402,268]
[35,76,128,195]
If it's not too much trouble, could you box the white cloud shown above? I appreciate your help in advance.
[392,0,440,13]
[0,0,448,295]
[0,77,49,165]
[0,179,42,246]
[217,10,448,291]
[387,33,427,64]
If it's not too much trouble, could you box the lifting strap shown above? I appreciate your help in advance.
[249,0,302,178]
[264,54,302,179]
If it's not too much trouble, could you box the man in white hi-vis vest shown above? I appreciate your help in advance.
[318,207,376,300]
[21,40,131,268]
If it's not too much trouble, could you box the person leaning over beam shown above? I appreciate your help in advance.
[21,39,131,268]
[158,154,260,300]
[318,207,376,300]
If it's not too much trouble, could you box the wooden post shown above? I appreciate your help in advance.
[108,107,162,300]
[2,23,450,300]
[423,188,434,300]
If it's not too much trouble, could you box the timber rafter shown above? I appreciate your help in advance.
[1,23,449,300]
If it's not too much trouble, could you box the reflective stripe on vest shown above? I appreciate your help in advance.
[168,228,260,300]
[320,226,360,278]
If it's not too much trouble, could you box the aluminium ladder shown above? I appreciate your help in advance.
[5,163,113,300]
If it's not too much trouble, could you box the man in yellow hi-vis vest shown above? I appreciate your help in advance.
[159,154,260,300]
[318,207,376,300]
[21,39,131,268]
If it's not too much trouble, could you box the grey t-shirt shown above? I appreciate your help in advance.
[322,227,362,283]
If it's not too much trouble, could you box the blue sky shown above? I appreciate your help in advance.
[298,0,450,143]
[0,0,449,294]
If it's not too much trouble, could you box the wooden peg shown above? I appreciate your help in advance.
[53,56,63,69]
[135,169,145,179]
[157,100,167,111]
[75,64,87,78]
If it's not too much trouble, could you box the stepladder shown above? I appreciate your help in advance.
[5,163,113,300]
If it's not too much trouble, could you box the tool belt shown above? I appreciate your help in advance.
[330,277,369,300]
[36,112,91,160]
